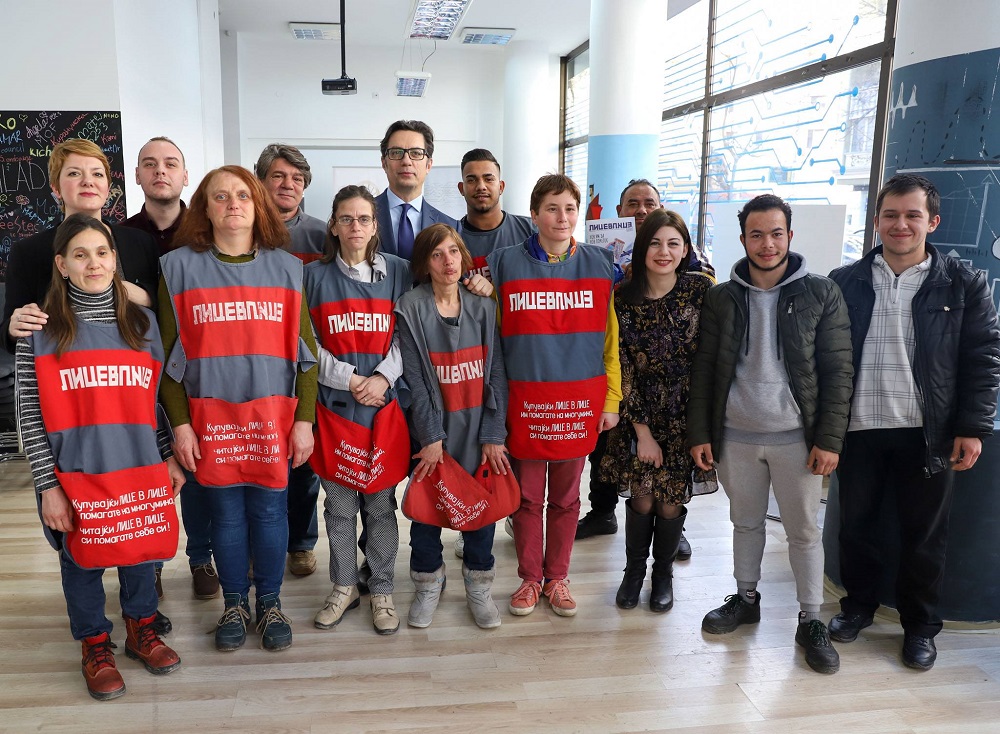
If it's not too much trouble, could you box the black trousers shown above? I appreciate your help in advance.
[587,430,620,515]
[836,428,955,638]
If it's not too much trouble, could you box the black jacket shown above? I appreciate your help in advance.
[687,254,854,460]
[829,244,1000,475]
[1,222,159,353]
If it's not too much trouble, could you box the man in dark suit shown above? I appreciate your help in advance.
[374,120,457,259]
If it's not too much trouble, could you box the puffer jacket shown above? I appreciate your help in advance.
[830,244,1000,475]
[687,253,854,460]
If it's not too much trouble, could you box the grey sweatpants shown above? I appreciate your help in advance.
[716,439,824,608]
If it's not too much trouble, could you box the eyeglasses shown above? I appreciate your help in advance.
[336,215,374,226]
[385,147,428,161]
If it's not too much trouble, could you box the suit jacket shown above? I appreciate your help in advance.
[375,190,458,259]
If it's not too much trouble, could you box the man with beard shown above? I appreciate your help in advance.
[687,194,853,674]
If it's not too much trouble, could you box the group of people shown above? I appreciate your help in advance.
[5,116,997,702]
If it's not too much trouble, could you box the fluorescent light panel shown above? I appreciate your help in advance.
[460,27,515,45]
[408,0,472,40]
[396,71,432,97]
[289,22,341,41]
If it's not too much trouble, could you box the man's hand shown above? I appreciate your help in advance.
[172,423,201,473]
[690,443,715,472]
[462,273,494,298]
[8,304,47,338]
[290,420,315,468]
[41,486,74,533]
[806,446,839,476]
[950,436,983,471]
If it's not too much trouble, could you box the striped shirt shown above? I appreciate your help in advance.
[848,254,931,432]
[16,284,172,493]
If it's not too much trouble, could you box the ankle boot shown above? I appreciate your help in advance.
[650,506,686,613]
[616,501,655,609]
[81,632,126,701]
[408,564,446,628]
[124,614,181,675]
[463,565,501,629]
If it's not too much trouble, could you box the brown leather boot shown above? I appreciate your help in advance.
[81,632,126,701]
[124,614,181,675]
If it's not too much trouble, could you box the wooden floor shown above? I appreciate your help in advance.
[2,456,999,733]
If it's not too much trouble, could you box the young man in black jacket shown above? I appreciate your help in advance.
[828,173,1000,670]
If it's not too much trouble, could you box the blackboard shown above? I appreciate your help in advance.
[0,111,127,282]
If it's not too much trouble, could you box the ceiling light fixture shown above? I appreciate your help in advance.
[460,27,515,45]
[407,0,472,40]
[289,22,341,41]
[396,71,432,97]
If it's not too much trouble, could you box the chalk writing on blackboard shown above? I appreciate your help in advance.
[0,111,126,282]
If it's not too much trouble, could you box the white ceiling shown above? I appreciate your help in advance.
[218,0,591,54]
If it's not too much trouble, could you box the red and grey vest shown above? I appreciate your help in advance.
[161,246,310,490]
[395,283,502,475]
[486,244,613,461]
[303,255,411,491]
[32,315,179,569]
[458,213,534,282]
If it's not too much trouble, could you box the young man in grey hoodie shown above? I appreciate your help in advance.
[687,194,854,674]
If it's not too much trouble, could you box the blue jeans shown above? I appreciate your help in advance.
[154,471,213,573]
[409,521,495,573]
[286,460,320,552]
[206,485,288,599]
[60,549,158,640]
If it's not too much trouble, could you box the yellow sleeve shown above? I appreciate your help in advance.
[602,293,622,413]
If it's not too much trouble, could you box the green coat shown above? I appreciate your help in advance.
[686,261,854,461]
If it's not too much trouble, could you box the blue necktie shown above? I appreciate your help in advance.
[397,202,415,260]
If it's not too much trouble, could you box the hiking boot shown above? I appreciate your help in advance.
[288,550,317,577]
[124,614,181,675]
[408,565,446,629]
[575,510,618,540]
[828,611,874,643]
[702,593,761,634]
[256,593,293,651]
[215,593,250,651]
[795,619,840,674]
[191,563,220,600]
[314,585,360,629]
[463,565,501,629]
[154,566,164,600]
[508,580,542,616]
[542,578,577,617]
[371,594,400,635]
[81,632,126,701]
[151,610,172,636]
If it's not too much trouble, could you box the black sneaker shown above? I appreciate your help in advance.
[256,593,293,651]
[215,593,250,652]
[902,633,936,670]
[575,511,618,540]
[796,619,840,674]
[702,593,761,634]
[828,611,874,643]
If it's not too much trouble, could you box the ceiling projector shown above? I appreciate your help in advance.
[322,76,357,95]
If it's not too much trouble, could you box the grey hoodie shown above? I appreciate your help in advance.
[723,252,809,445]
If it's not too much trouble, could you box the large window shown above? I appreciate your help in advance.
[561,0,896,265]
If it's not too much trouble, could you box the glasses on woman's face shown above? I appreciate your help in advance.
[336,215,374,227]
[384,147,427,161]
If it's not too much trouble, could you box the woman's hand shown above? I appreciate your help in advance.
[481,443,511,475]
[412,440,444,482]
[462,273,494,298]
[121,281,152,307]
[598,412,619,432]
[165,457,186,496]
[352,374,389,408]
[172,423,201,473]
[290,420,315,468]
[634,425,663,469]
[41,486,75,533]
[8,304,48,338]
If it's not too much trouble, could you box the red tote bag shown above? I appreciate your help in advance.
[401,451,521,532]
